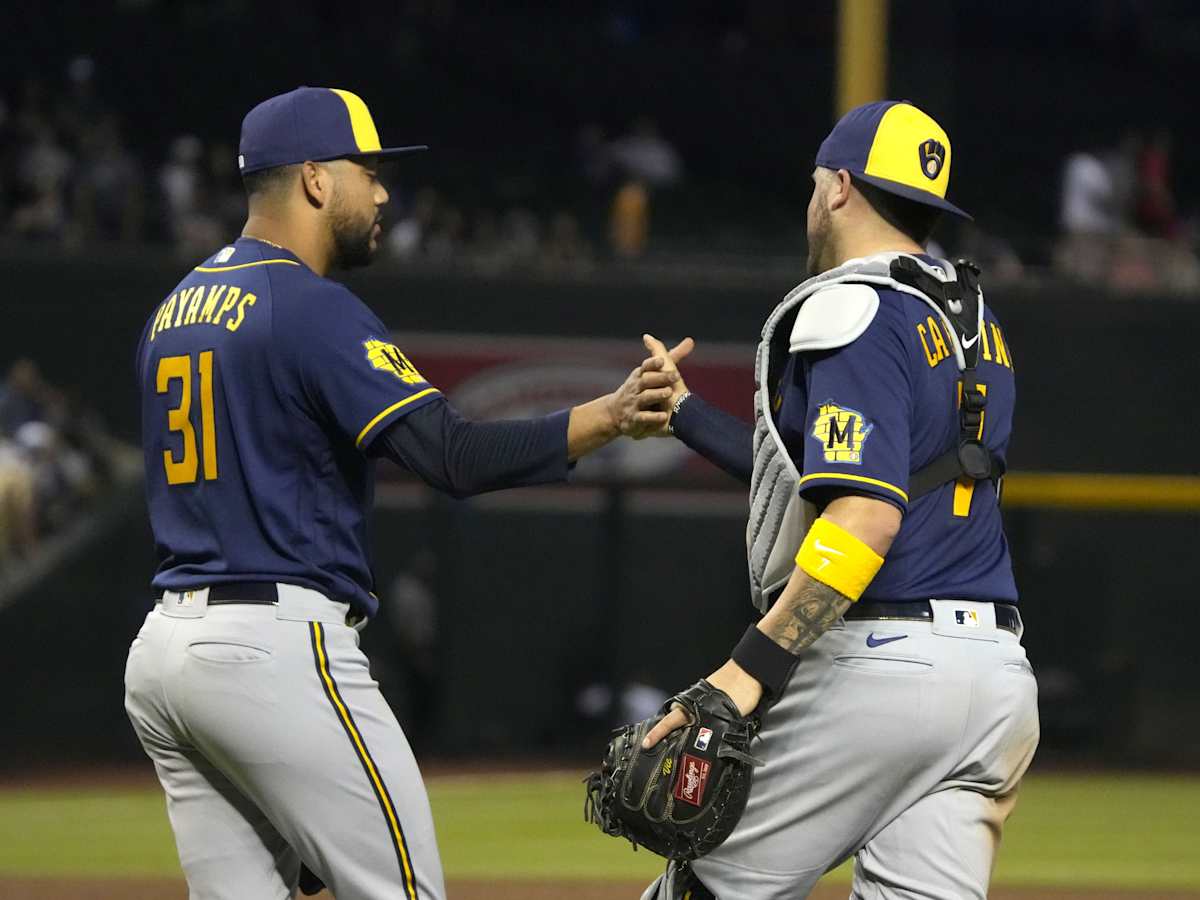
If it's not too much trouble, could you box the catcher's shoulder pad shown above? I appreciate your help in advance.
[788,283,879,354]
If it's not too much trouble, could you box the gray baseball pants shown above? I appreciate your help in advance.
[124,585,446,900]
[643,599,1040,900]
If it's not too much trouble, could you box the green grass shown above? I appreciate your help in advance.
[0,772,1197,888]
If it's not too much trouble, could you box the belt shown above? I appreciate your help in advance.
[206,582,279,605]
[844,600,1021,635]
[165,582,365,628]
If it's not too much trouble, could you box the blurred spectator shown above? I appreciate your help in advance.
[426,204,466,264]
[1136,130,1181,240]
[72,116,143,243]
[610,180,649,259]
[1060,150,1117,236]
[1057,150,1118,282]
[0,359,62,436]
[608,116,682,187]
[207,141,247,239]
[577,122,612,186]
[160,134,223,256]
[387,187,440,261]
[957,224,1025,284]
[1106,132,1142,226]
[0,360,119,571]
[10,119,73,240]
[499,207,541,265]
[541,211,594,273]
[0,440,37,565]
[56,56,108,149]
[465,208,504,269]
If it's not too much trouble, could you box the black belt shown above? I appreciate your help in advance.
[206,582,279,605]
[844,600,1021,635]
[169,581,366,627]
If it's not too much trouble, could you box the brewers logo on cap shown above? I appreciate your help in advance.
[919,138,946,180]
[814,100,970,219]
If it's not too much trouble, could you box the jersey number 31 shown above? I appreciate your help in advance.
[156,351,218,485]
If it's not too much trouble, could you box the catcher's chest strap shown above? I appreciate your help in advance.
[889,257,1005,501]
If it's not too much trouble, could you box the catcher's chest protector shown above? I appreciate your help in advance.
[747,252,988,612]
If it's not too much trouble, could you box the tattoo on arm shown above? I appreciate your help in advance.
[762,579,853,654]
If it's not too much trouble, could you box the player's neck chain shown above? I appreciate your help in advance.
[242,233,287,250]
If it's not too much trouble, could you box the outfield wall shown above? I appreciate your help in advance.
[0,251,1196,767]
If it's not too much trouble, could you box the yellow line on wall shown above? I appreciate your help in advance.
[1003,472,1200,512]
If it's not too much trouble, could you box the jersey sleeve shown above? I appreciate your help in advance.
[278,285,441,449]
[786,308,912,510]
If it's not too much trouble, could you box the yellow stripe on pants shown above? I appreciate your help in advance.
[310,621,419,900]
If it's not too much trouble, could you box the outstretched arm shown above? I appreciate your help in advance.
[371,399,570,498]
[670,393,754,484]
[370,341,694,498]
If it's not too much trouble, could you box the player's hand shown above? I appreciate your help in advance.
[609,358,678,439]
[619,336,696,441]
[642,334,693,431]
[610,338,693,439]
[642,659,762,749]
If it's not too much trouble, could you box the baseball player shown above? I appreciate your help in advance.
[632,101,1040,899]
[123,86,685,900]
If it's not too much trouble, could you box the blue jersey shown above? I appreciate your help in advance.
[136,236,442,618]
[776,284,1019,603]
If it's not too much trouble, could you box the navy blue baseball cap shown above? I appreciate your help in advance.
[238,87,427,175]
[814,100,971,220]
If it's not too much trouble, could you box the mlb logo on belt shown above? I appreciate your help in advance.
[694,727,713,752]
[955,609,980,627]
[673,754,712,807]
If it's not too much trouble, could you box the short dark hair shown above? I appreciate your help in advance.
[241,164,298,200]
[852,177,941,245]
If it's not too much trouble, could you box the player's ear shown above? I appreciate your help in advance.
[300,161,330,209]
[828,169,853,212]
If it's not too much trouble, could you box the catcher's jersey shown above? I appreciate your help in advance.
[775,283,1018,603]
[136,236,441,619]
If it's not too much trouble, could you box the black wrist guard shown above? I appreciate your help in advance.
[731,624,800,701]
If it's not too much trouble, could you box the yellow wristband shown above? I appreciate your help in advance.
[795,518,884,602]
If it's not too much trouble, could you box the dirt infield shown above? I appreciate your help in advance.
[4,878,1199,899]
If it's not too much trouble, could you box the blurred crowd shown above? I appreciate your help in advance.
[3,59,1198,294]
[1058,132,1199,292]
[385,117,682,271]
[0,359,121,573]
[0,62,682,272]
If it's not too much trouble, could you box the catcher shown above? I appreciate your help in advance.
[587,101,1039,899]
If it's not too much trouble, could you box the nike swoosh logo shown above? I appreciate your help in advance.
[961,333,980,349]
[866,633,908,648]
[813,539,845,557]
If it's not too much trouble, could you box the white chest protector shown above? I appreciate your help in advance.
[746,252,993,612]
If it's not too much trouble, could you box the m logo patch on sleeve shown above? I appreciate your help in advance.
[811,400,873,465]
[363,338,426,386]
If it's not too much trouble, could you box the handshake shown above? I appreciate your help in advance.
[608,333,695,440]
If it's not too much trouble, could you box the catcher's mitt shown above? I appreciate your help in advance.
[584,679,763,861]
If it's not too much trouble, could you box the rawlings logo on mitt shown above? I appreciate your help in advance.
[584,679,763,861]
